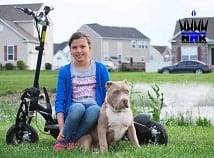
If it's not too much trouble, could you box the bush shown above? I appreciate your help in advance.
[130,83,164,122]
[147,84,164,122]
[0,63,3,70]
[5,63,15,70]
[196,116,211,127]
[45,63,52,70]
[16,60,27,70]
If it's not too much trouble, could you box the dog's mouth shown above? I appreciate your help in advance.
[107,97,129,112]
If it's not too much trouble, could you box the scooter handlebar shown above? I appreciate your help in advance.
[43,6,54,16]
[14,5,54,18]
[14,6,35,16]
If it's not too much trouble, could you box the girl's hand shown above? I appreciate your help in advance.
[57,129,65,141]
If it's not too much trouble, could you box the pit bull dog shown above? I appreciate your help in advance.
[77,80,140,152]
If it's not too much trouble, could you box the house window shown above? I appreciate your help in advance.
[190,55,197,60]
[118,55,121,63]
[137,41,142,48]
[141,56,145,62]
[57,56,62,60]
[104,56,108,61]
[181,46,197,61]
[132,40,148,49]
[150,55,154,60]
[7,45,14,60]
[144,41,149,48]
[4,45,17,61]
[182,55,189,61]
[132,40,136,48]
[164,54,170,62]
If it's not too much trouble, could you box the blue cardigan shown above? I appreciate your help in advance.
[55,62,110,115]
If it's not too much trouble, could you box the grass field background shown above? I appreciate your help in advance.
[0,70,214,157]
[1,70,214,95]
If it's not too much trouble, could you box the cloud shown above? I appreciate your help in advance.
[97,0,141,9]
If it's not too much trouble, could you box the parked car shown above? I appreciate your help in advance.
[102,61,118,72]
[158,60,212,74]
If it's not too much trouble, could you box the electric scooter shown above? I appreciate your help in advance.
[6,5,58,144]
[6,6,168,146]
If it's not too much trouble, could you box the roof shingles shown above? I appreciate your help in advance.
[0,3,43,42]
[87,23,149,40]
[0,3,43,21]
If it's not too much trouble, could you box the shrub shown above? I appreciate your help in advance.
[45,63,52,70]
[16,60,27,70]
[196,116,211,127]
[5,63,15,70]
[177,112,194,126]
[130,83,164,122]
[147,84,164,122]
[0,63,3,70]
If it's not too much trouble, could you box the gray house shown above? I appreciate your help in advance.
[78,23,150,70]
[170,17,214,66]
[0,3,53,70]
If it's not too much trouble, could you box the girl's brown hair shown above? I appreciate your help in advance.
[68,32,91,48]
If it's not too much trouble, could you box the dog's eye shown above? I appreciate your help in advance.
[124,90,129,94]
[113,90,120,94]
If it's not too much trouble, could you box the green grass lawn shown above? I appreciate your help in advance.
[0,70,57,95]
[1,70,214,95]
[1,70,214,157]
[0,121,214,158]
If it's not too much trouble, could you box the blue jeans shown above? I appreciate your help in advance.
[63,102,100,143]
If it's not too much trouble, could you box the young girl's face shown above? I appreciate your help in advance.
[70,37,91,62]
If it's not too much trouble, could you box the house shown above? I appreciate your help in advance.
[53,41,70,70]
[0,3,53,70]
[169,17,214,66]
[146,46,171,72]
[152,46,171,62]
[78,23,150,70]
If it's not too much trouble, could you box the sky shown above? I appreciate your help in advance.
[0,0,214,46]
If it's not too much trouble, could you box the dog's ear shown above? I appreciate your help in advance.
[106,81,113,89]
[124,80,128,84]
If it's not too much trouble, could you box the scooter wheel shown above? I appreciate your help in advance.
[149,120,168,145]
[135,120,168,145]
[6,124,39,145]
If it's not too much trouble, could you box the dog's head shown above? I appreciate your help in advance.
[105,80,130,111]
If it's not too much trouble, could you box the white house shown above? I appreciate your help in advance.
[53,44,70,70]
[146,46,171,72]
[0,3,53,70]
